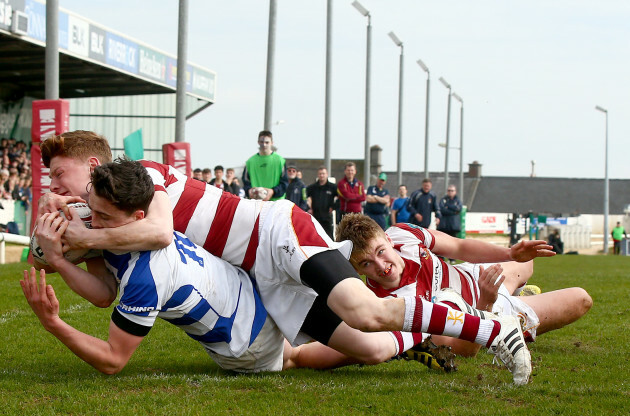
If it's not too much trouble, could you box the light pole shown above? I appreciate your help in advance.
[324,0,333,173]
[452,92,464,203]
[439,77,452,195]
[417,58,430,180]
[352,1,371,187]
[263,0,277,131]
[595,105,609,254]
[389,31,404,185]
[175,0,189,142]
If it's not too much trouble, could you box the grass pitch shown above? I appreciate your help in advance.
[1,255,629,415]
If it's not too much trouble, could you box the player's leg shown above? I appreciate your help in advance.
[289,292,456,371]
[303,250,523,353]
[298,241,530,382]
[300,250,405,332]
[499,261,534,294]
[297,290,398,365]
[282,339,359,370]
[518,288,592,335]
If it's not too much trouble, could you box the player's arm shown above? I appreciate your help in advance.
[35,212,117,307]
[64,191,173,252]
[21,268,143,375]
[430,229,555,263]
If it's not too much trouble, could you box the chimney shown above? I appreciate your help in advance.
[370,145,382,183]
[468,161,482,178]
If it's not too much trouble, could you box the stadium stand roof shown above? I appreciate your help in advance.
[0,0,215,103]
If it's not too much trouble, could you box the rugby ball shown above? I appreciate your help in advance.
[30,203,92,265]
[253,187,268,200]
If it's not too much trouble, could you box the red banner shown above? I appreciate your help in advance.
[30,100,70,234]
[162,142,191,176]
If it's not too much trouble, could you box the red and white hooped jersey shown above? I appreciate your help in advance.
[141,160,264,272]
[366,223,481,308]
[140,160,350,344]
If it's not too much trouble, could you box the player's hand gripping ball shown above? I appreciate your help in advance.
[30,202,92,265]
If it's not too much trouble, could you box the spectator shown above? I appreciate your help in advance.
[242,130,288,201]
[391,184,411,224]
[547,229,564,255]
[437,184,463,264]
[611,222,627,255]
[232,177,246,198]
[201,168,213,184]
[4,168,19,199]
[438,185,462,238]
[192,168,204,181]
[337,162,365,220]
[0,139,32,207]
[407,178,441,228]
[364,172,390,230]
[306,166,337,239]
[209,165,228,191]
[224,168,240,196]
[0,169,10,199]
[285,163,308,211]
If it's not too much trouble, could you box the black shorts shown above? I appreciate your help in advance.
[298,249,361,344]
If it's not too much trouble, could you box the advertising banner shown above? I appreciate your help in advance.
[106,32,139,74]
[67,14,90,57]
[0,0,26,32]
[30,99,70,234]
[162,142,191,176]
[138,46,167,83]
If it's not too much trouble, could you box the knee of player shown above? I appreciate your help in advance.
[100,363,125,375]
[353,342,394,365]
[575,288,593,314]
[362,348,393,365]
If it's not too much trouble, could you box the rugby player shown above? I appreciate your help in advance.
[36,131,549,384]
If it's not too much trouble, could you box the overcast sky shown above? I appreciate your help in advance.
[59,0,630,180]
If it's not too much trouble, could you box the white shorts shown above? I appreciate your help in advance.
[204,316,285,372]
[456,262,540,340]
[252,200,353,345]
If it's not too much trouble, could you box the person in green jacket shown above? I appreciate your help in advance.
[242,130,288,201]
[611,222,627,255]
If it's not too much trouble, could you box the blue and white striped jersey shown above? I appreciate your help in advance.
[104,231,267,358]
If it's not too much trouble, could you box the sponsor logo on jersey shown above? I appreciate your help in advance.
[432,253,443,296]
[119,303,156,313]
[282,245,296,261]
